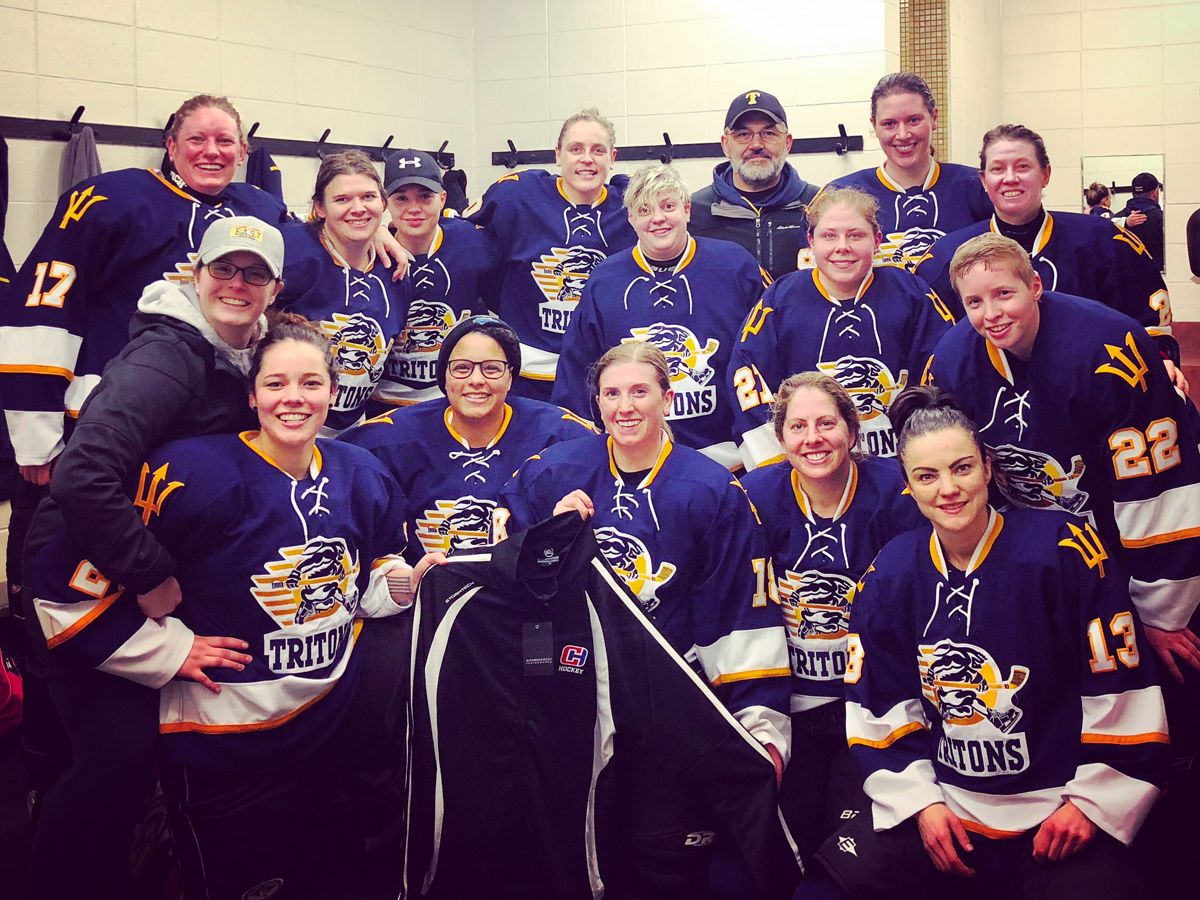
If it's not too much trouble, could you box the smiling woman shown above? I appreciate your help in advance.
[22,216,288,898]
[277,150,411,435]
[553,162,767,470]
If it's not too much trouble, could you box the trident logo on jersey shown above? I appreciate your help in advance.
[624,324,720,421]
[416,497,496,554]
[777,569,855,641]
[532,246,608,334]
[251,537,360,627]
[320,312,391,412]
[595,527,677,612]
[992,444,1090,515]
[817,356,907,421]
[919,639,1028,731]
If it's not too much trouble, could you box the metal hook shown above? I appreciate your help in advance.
[68,105,86,135]
[834,123,849,156]
[436,139,450,170]
[659,132,674,165]
[504,139,519,169]
[247,121,260,141]
[316,128,331,158]
[162,113,176,145]
[381,135,394,157]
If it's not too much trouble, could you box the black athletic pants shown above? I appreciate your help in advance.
[779,702,869,867]
[814,811,1150,900]
[32,668,159,900]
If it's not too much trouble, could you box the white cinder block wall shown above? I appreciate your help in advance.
[1000,0,1200,320]
[473,0,899,203]
[0,0,477,266]
[949,0,1003,165]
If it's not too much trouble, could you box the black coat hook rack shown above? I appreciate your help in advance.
[491,125,863,168]
[0,112,455,168]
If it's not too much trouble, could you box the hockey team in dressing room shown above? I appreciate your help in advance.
[0,71,1195,900]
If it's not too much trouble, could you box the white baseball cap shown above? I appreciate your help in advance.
[197,216,285,278]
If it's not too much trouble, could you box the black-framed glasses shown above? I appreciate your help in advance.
[447,359,510,380]
[204,260,275,287]
[727,127,785,145]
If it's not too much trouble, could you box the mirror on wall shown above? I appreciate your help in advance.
[1081,154,1166,272]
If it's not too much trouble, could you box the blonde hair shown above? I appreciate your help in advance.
[948,233,1037,293]
[557,107,616,151]
[805,187,882,238]
[772,372,864,461]
[623,163,691,217]
[588,342,674,440]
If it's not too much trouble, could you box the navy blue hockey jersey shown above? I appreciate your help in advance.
[495,434,791,755]
[0,168,287,465]
[729,265,952,469]
[466,169,636,385]
[845,509,1166,845]
[925,291,1200,632]
[278,224,411,434]
[552,236,766,469]
[340,397,595,564]
[376,217,500,406]
[829,161,993,269]
[741,457,924,712]
[31,434,409,771]
[915,212,1172,339]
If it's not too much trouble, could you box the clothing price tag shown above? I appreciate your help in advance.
[523,622,554,677]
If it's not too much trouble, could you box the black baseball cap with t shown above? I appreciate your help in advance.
[384,150,444,196]
[1132,172,1162,195]
[725,90,788,130]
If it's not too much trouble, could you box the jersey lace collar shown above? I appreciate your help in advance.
[790,463,858,523]
[239,431,324,480]
[929,506,1003,579]
[877,158,939,193]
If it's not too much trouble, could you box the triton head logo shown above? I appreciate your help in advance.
[595,527,676,612]
[251,537,359,626]
[777,569,855,641]
[918,639,1028,732]
[992,444,1089,514]
[416,496,496,554]
[322,312,389,379]
[625,323,719,387]
[399,299,463,353]
[817,356,907,420]
[531,246,607,304]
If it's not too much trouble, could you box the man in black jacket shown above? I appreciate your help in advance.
[1116,172,1165,272]
[689,90,819,282]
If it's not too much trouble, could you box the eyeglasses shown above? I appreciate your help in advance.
[727,127,786,145]
[447,359,510,380]
[204,260,275,287]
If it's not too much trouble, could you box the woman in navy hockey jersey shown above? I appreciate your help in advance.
[829,72,993,269]
[279,150,410,434]
[467,108,636,401]
[553,162,766,470]
[807,386,1166,899]
[730,187,952,469]
[497,342,790,760]
[342,315,595,564]
[24,216,288,899]
[740,372,923,867]
[33,316,415,899]
[915,124,1176,369]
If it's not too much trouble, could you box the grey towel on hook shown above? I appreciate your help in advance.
[59,125,102,193]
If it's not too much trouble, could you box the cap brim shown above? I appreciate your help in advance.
[386,176,444,195]
[728,109,786,129]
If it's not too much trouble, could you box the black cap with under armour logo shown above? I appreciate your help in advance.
[725,90,788,130]
[384,149,444,196]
